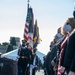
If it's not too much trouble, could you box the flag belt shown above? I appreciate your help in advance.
[20,56,28,59]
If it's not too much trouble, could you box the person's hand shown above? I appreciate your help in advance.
[30,64,34,68]
[59,66,65,73]
[51,60,56,66]
[68,71,75,75]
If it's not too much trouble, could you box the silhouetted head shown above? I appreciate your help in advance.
[73,10,75,18]
[22,40,26,46]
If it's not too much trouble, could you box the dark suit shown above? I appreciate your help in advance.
[63,31,75,73]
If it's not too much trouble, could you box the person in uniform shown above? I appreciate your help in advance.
[17,40,32,75]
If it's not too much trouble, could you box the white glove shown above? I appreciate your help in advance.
[30,64,34,68]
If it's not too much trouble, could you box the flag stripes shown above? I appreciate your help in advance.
[23,4,41,51]
[24,23,29,41]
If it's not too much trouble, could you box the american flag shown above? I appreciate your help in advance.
[28,7,34,50]
[24,6,34,50]
[24,5,30,41]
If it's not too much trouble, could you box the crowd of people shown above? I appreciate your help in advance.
[43,10,75,75]
[17,10,75,75]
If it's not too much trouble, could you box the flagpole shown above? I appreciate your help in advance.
[28,0,30,8]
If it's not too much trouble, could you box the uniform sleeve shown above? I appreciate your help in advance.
[29,50,33,64]
[17,48,20,56]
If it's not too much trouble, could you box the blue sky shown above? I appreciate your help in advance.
[0,0,75,54]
